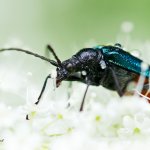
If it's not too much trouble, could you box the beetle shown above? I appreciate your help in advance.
[0,43,150,112]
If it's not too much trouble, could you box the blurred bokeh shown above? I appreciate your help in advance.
[0,0,150,57]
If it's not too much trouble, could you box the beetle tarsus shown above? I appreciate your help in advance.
[26,114,29,120]
[34,101,39,105]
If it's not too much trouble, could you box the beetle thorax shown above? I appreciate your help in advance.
[56,48,107,86]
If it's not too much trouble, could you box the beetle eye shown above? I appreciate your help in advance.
[56,67,60,71]
[66,63,73,71]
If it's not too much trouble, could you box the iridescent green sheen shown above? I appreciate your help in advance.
[94,45,150,77]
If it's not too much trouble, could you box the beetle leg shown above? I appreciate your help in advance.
[109,66,123,97]
[66,82,73,107]
[35,74,51,105]
[80,84,90,111]
[65,74,89,111]
[26,75,51,120]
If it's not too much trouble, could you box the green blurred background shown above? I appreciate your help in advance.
[0,0,149,58]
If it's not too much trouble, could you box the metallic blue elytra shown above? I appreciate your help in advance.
[94,45,150,78]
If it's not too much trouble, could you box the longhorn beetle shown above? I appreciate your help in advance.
[0,43,150,114]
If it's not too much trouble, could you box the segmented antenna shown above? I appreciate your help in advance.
[0,47,58,67]
[47,45,62,67]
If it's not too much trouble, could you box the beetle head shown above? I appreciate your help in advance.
[49,45,106,87]
[55,57,79,87]
[47,45,78,87]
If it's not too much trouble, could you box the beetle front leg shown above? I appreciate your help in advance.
[35,74,51,105]
[26,74,51,120]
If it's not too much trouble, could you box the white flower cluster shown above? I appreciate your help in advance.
[1,93,150,150]
[1,32,150,150]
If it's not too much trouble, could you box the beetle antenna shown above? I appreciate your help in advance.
[47,45,62,67]
[0,47,58,67]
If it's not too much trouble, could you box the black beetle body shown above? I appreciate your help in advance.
[56,47,138,95]
[0,43,149,113]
